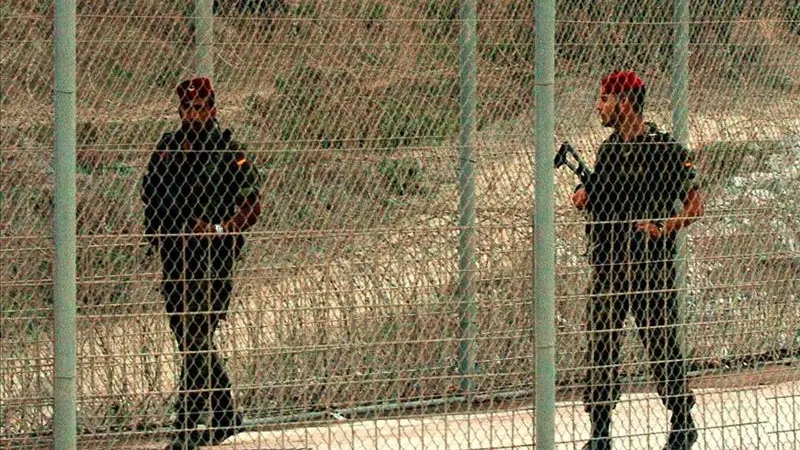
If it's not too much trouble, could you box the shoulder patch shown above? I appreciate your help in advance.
[236,156,248,168]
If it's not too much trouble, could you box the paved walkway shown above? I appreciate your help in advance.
[220,381,799,450]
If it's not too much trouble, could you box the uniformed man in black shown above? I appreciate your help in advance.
[141,77,261,449]
[571,71,704,450]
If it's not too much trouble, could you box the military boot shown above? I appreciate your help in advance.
[582,407,612,450]
[165,429,204,450]
[582,437,611,450]
[663,412,698,450]
[206,410,245,445]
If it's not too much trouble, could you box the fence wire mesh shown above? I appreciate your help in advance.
[1,0,798,449]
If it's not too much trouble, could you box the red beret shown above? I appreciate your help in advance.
[600,71,645,95]
[176,77,215,104]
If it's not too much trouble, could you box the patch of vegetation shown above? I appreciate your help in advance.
[214,0,288,15]
[378,156,425,196]
[111,63,134,81]
[788,1,800,35]
[271,64,326,142]
[421,0,458,41]
[152,64,183,88]
[295,1,317,18]
[377,93,456,149]
[246,62,458,150]
[694,141,750,196]
[75,119,171,173]
[372,79,459,149]
[364,2,387,32]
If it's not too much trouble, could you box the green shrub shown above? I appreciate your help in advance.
[378,156,425,196]
[788,1,800,35]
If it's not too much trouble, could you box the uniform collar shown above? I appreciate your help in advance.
[175,123,224,150]
[607,121,660,144]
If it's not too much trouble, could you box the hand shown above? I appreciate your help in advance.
[635,221,662,240]
[572,188,588,210]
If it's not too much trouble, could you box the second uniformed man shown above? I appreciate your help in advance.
[572,71,704,450]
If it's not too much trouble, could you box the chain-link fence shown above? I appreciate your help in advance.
[1,0,798,449]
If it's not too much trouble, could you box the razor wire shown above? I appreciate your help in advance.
[1,0,798,449]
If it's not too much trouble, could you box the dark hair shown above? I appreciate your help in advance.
[620,86,646,115]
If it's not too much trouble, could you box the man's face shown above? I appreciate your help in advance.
[596,91,623,128]
[179,97,214,131]
[597,90,637,129]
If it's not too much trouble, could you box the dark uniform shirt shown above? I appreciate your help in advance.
[140,124,257,437]
[142,125,259,240]
[586,122,696,267]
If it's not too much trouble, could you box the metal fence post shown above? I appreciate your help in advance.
[534,0,556,448]
[54,0,78,448]
[672,0,690,343]
[457,0,478,395]
[195,0,214,78]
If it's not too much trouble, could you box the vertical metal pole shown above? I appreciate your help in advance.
[456,0,478,395]
[672,0,690,341]
[672,0,689,145]
[534,0,557,448]
[195,0,214,78]
[54,0,78,448]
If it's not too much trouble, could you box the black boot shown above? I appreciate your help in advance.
[582,407,612,450]
[167,403,204,450]
[663,412,698,450]
[207,410,245,445]
[582,437,611,450]
[204,384,245,445]
[165,429,205,450]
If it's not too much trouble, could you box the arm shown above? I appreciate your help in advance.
[572,187,588,210]
[193,195,261,234]
[225,148,261,233]
[576,141,609,213]
[141,149,164,247]
[662,187,703,235]
[194,146,262,234]
[638,141,702,239]
[556,142,594,211]
[637,188,703,239]
[223,195,261,233]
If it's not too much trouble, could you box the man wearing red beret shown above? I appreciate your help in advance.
[141,77,261,449]
[571,71,704,450]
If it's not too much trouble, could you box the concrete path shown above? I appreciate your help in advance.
[220,381,799,450]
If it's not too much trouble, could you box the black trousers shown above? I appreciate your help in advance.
[583,260,695,415]
[159,236,238,431]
